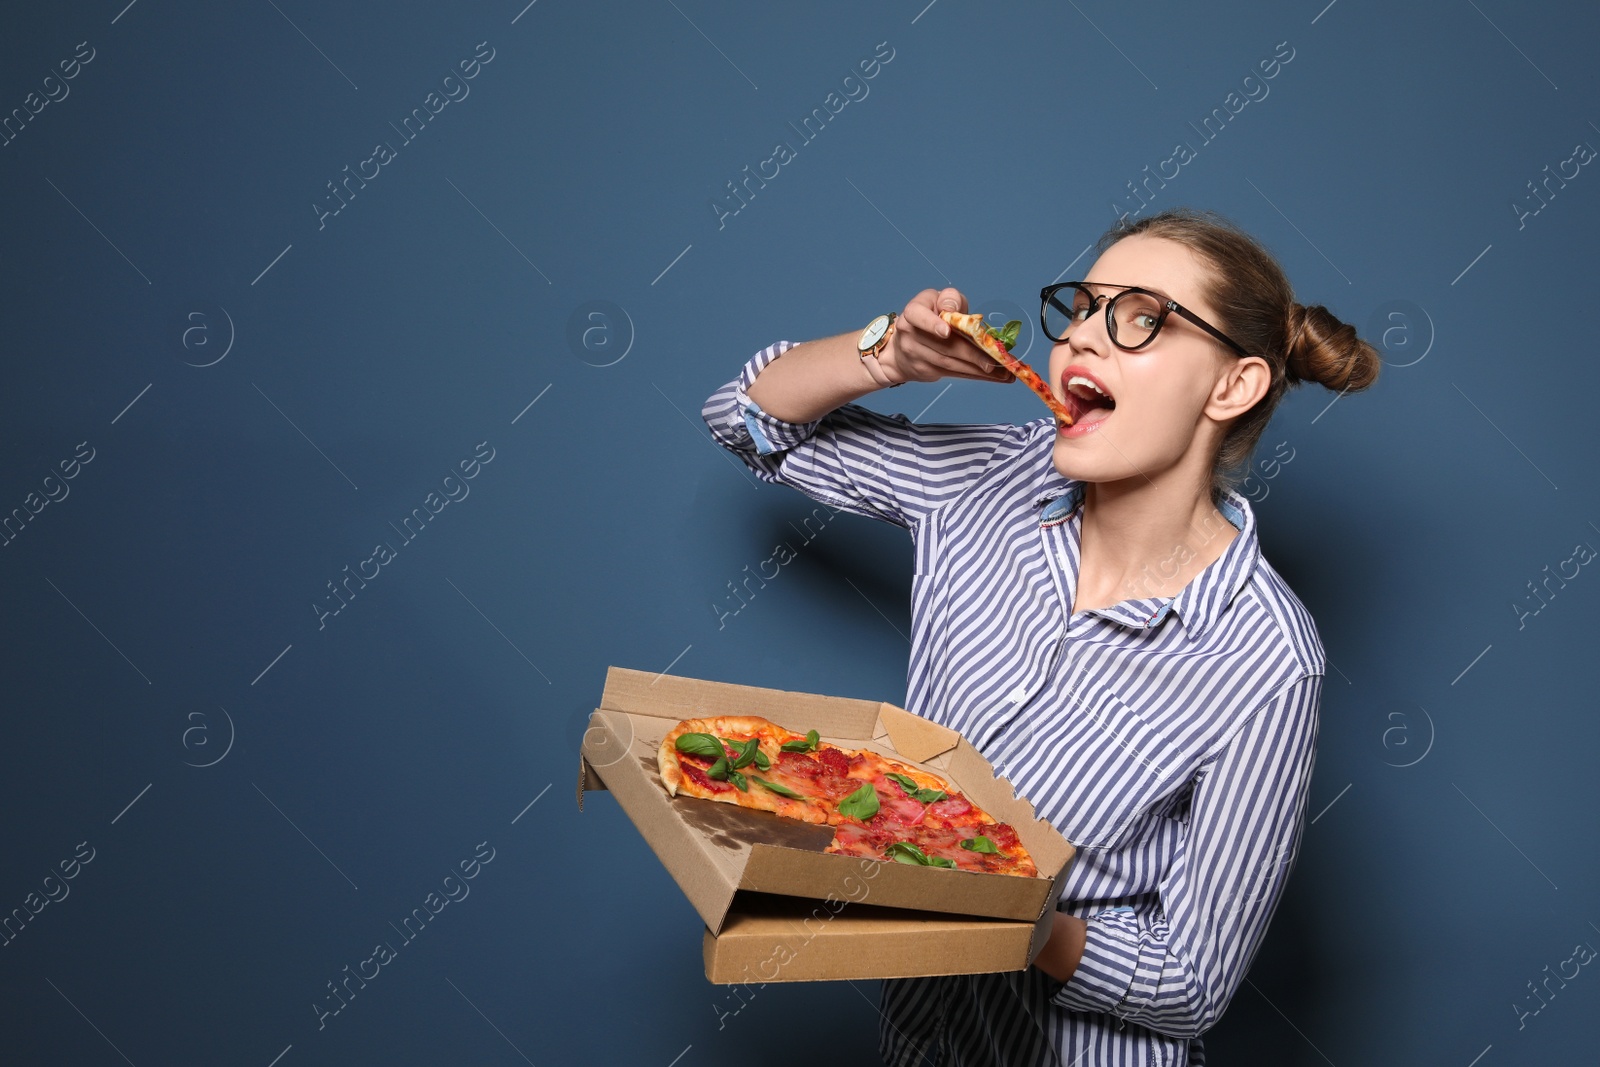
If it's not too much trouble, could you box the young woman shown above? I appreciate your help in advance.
[700,207,1379,1066]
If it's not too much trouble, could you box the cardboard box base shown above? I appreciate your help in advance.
[703,892,1042,984]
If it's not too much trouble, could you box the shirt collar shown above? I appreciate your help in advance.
[1028,424,1259,637]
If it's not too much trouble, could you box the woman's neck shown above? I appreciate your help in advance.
[1071,476,1238,614]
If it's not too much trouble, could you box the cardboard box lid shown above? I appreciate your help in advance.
[579,666,1076,936]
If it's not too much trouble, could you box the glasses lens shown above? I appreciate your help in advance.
[1042,285,1095,340]
[1109,290,1164,347]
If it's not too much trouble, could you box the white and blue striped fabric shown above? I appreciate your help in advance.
[702,341,1326,1067]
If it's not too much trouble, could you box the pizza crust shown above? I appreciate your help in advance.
[658,715,782,797]
[941,311,993,344]
[657,738,684,796]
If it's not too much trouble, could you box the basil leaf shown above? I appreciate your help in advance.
[780,729,820,753]
[885,772,920,795]
[837,782,880,821]
[960,835,999,854]
[885,842,930,865]
[729,770,748,792]
[886,841,958,868]
[675,732,724,758]
[717,736,759,770]
[706,756,729,780]
[984,319,1021,351]
[750,775,801,798]
[886,772,946,805]
[753,750,771,771]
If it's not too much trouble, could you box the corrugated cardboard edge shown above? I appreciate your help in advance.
[945,742,1077,878]
[1025,898,1060,967]
[576,753,606,811]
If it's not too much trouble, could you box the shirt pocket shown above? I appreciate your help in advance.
[1032,686,1188,852]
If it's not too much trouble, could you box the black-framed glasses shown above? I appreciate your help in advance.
[1040,281,1253,358]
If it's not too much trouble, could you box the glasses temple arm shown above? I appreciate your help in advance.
[1173,305,1251,358]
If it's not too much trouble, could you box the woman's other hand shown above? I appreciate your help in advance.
[1031,911,1089,983]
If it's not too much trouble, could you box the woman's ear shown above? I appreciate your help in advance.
[1206,356,1272,421]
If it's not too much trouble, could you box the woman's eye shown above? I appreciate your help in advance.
[1133,313,1158,330]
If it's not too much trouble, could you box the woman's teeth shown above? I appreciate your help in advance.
[1065,375,1111,402]
[1062,376,1115,424]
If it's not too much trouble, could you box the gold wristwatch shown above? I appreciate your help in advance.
[857,312,902,388]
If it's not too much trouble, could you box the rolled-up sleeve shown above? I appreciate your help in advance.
[701,340,1023,530]
[1050,673,1324,1038]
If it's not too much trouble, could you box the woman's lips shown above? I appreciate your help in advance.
[1056,368,1115,436]
[1057,406,1112,437]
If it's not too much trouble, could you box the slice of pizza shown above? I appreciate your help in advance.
[658,715,834,824]
[941,311,1076,427]
[658,714,1039,878]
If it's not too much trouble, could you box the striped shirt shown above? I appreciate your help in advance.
[702,341,1325,1067]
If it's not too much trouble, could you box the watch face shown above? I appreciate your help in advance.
[859,314,891,351]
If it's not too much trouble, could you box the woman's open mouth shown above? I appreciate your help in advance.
[1057,371,1115,436]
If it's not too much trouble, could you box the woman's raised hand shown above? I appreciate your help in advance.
[877,288,1017,386]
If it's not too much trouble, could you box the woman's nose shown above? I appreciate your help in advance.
[1063,314,1114,358]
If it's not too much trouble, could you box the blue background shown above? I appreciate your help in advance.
[1,1,1596,1064]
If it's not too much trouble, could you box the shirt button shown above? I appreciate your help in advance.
[1008,685,1029,704]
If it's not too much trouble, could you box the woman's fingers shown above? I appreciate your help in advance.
[895,329,1014,383]
[899,295,950,340]
[903,289,983,356]
[935,288,967,316]
[879,287,1017,385]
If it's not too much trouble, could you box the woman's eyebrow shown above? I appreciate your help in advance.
[1083,280,1179,303]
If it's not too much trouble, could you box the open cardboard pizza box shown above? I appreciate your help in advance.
[577,666,1077,983]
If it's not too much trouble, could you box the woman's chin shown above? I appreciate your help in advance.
[1050,433,1152,485]
[1049,443,1101,482]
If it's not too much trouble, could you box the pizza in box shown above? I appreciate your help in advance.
[658,715,1038,877]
